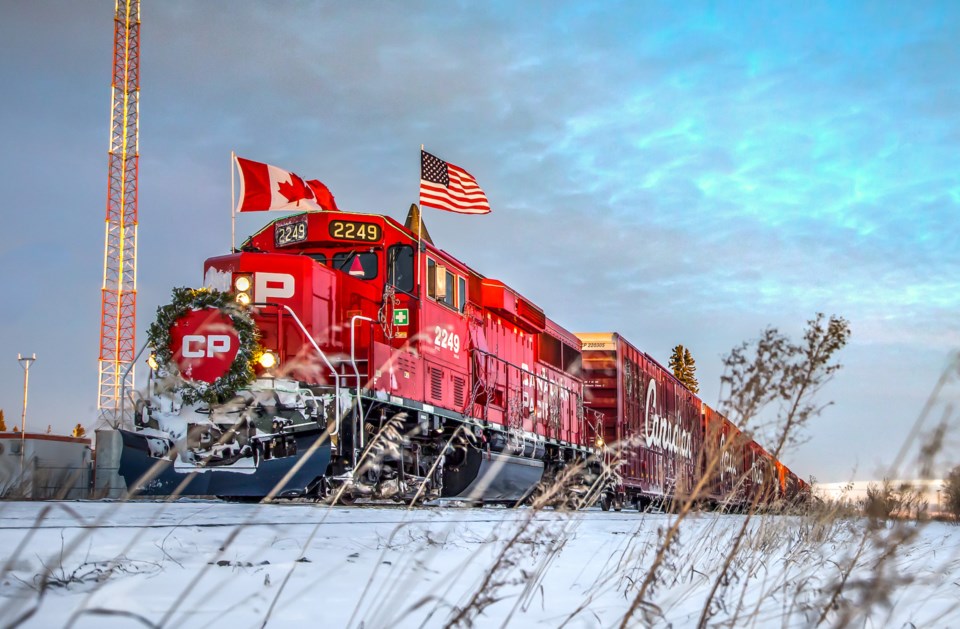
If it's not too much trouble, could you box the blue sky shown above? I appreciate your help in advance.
[1,1,957,482]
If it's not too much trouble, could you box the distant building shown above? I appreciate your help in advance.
[0,433,92,499]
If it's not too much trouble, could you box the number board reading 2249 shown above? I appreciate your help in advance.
[274,215,308,247]
[329,220,381,243]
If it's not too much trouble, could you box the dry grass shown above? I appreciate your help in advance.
[1,341,958,628]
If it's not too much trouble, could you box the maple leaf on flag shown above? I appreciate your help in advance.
[235,156,339,212]
[276,173,315,205]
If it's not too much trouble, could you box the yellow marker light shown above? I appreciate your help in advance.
[595,436,605,449]
[147,354,158,370]
[259,350,277,369]
[234,276,251,292]
[236,292,251,306]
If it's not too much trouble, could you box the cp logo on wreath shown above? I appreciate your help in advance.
[169,308,240,383]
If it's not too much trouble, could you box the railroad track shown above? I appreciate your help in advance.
[0,501,661,531]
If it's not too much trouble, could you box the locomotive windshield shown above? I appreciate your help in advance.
[333,251,378,279]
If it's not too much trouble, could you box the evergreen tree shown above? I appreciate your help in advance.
[669,345,684,379]
[944,465,960,520]
[682,346,699,394]
[669,344,700,394]
[0,409,6,432]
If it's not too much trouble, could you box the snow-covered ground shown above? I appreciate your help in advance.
[0,500,957,628]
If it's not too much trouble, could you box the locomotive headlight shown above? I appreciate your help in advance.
[236,291,251,306]
[259,350,277,369]
[234,275,251,292]
[146,353,158,370]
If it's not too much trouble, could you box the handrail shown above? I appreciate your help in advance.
[256,302,342,437]
[118,339,152,430]
[350,315,375,466]
[471,347,581,444]
[470,347,580,396]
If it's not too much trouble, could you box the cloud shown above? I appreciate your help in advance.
[1,1,957,482]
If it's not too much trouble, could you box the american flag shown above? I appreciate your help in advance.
[419,150,491,215]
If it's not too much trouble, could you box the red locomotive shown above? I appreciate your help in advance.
[119,207,808,508]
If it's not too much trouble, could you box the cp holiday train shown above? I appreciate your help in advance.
[118,158,808,510]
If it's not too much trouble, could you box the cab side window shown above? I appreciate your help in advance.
[387,244,414,293]
[426,257,465,312]
[441,269,455,309]
[427,258,438,299]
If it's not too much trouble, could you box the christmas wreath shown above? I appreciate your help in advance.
[147,287,262,405]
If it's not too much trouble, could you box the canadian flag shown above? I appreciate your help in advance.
[234,156,339,212]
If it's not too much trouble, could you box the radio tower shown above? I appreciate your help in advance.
[97,0,140,428]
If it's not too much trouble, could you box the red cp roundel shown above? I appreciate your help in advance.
[169,308,241,384]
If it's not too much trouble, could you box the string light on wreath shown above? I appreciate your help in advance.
[147,287,262,405]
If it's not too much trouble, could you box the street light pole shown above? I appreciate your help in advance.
[17,353,36,480]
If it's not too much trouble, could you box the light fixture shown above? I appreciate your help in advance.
[259,350,277,369]
[234,275,251,292]
[595,436,605,449]
[236,292,251,306]
[147,353,158,370]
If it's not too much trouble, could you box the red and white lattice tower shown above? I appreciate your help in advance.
[97,0,140,428]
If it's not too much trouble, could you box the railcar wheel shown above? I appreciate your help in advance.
[613,497,623,512]
[600,493,612,512]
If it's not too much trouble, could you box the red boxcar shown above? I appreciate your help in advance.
[744,441,779,505]
[577,333,703,510]
[702,403,749,510]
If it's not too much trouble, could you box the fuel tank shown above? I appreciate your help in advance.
[442,446,544,503]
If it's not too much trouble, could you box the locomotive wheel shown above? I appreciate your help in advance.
[614,497,623,512]
[600,493,612,512]
[324,490,355,506]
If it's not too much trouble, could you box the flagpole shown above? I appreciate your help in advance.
[418,144,424,289]
[231,151,237,252]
